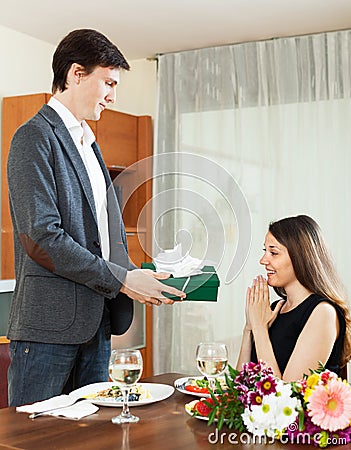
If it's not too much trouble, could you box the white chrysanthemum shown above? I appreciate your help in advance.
[275,381,293,398]
[242,408,257,434]
[249,399,276,436]
[242,407,269,437]
[252,400,275,423]
[275,379,285,391]
[271,393,299,431]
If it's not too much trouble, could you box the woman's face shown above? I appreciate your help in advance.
[260,232,297,288]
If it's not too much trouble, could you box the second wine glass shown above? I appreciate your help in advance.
[109,349,143,424]
[196,342,228,392]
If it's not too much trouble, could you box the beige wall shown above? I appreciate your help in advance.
[0,26,53,97]
[0,26,53,148]
[114,59,157,117]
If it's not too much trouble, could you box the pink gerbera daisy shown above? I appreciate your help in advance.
[308,378,351,431]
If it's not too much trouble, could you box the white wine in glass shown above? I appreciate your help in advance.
[109,349,143,424]
[196,342,228,391]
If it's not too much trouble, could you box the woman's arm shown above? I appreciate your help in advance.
[245,276,284,378]
[236,286,254,369]
[236,325,253,370]
[282,302,339,381]
[236,327,252,370]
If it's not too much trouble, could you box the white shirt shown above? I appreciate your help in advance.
[48,97,110,260]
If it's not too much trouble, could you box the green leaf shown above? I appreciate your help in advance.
[228,365,239,379]
[214,378,223,394]
[218,412,225,430]
[298,409,305,431]
[316,361,326,373]
[209,389,217,402]
[208,407,217,426]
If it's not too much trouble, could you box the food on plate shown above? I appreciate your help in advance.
[185,398,216,418]
[179,377,227,395]
[85,384,151,402]
[185,377,209,394]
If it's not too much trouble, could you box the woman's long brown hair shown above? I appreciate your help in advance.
[269,215,351,368]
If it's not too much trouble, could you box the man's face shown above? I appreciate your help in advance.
[77,66,120,121]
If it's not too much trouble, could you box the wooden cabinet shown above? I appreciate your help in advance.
[1,94,51,278]
[1,93,154,379]
[95,109,138,168]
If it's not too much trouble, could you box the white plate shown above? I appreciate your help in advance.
[69,382,174,407]
[185,408,225,423]
[174,376,212,398]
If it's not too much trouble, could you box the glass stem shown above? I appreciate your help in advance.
[121,387,131,417]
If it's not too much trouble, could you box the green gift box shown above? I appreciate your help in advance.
[141,263,219,302]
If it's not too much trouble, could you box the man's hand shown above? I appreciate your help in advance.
[120,269,186,306]
[140,268,172,280]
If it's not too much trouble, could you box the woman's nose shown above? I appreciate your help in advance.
[260,254,268,265]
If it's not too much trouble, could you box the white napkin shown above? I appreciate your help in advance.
[16,394,99,420]
[45,400,98,419]
[153,244,204,278]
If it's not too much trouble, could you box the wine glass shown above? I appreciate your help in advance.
[109,349,143,424]
[196,342,228,392]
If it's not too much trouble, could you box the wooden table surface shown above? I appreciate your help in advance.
[0,373,348,450]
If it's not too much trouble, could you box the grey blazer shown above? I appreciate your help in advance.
[6,104,133,344]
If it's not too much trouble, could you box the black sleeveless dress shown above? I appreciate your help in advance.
[250,294,346,375]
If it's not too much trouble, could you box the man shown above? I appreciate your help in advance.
[7,29,185,407]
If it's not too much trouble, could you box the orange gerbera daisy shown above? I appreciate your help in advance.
[307,378,351,432]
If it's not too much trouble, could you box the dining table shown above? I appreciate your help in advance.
[0,372,348,450]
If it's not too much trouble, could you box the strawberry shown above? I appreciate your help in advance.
[194,398,215,417]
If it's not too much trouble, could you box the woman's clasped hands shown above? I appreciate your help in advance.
[245,275,284,331]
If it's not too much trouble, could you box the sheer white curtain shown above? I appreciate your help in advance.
[153,30,351,375]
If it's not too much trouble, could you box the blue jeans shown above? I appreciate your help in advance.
[8,319,111,407]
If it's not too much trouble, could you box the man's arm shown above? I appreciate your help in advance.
[8,122,127,297]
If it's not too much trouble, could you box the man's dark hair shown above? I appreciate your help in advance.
[52,29,130,93]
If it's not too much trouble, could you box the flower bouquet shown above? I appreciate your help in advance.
[185,361,351,447]
[288,365,351,447]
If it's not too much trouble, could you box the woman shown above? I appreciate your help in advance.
[236,215,351,381]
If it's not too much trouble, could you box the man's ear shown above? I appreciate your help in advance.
[68,63,85,85]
